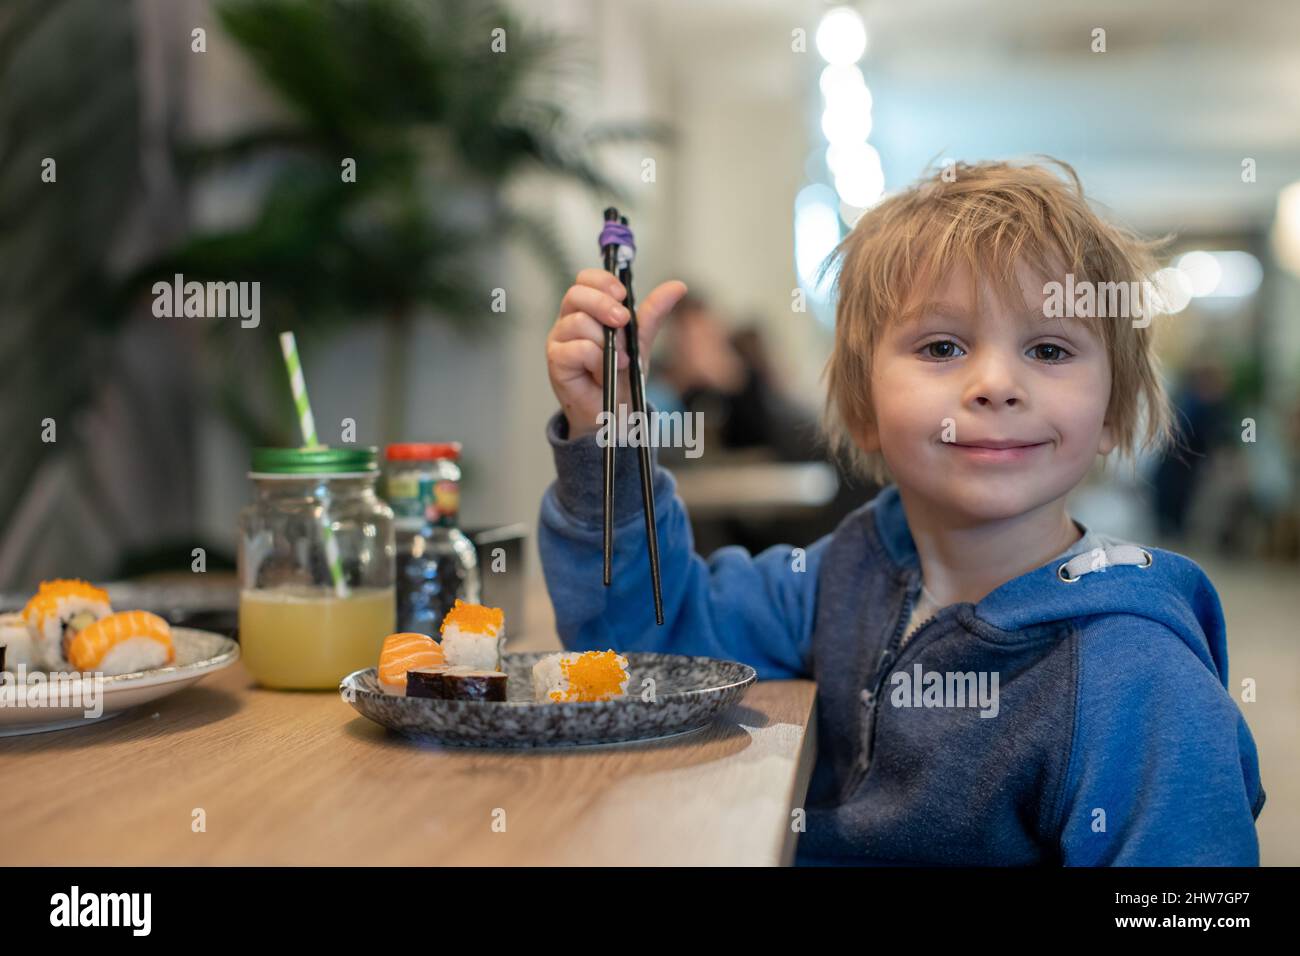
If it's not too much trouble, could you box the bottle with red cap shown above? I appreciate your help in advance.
[383,442,481,635]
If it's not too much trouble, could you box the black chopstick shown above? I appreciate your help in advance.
[617,215,665,626]
[599,207,665,625]
[600,208,620,588]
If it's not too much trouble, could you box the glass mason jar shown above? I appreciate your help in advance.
[238,447,395,690]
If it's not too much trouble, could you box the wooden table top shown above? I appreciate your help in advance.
[0,578,818,866]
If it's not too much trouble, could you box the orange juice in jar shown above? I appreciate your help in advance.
[238,447,395,690]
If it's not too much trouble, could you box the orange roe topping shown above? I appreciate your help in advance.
[438,599,504,637]
[22,579,110,626]
[551,650,628,703]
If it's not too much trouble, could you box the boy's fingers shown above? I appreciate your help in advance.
[552,311,606,346]
[559,285,630,327]
[574,268,626,301]
[547,336,629,383]
[630,280,688,352]
[552,313,630,370]
[547,338,605,384]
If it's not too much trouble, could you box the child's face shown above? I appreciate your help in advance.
[863,260,1115,523]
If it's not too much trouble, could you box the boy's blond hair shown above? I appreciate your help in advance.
[820,157,1172,482]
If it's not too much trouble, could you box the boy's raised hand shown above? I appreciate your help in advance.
[547,269,688,440]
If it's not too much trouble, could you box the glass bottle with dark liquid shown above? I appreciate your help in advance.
[384,443,480,635]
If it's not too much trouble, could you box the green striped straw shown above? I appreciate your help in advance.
[279,331,349,599]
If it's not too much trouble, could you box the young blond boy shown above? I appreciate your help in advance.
[540,160,1263,865]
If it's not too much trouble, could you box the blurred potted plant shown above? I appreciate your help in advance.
[140,0,666,441]
[0,0,667,585]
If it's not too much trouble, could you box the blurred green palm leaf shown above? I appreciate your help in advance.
[130,0,633,327]
[0,0,668,584]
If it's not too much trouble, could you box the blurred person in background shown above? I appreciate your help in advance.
[1282,398,1300,559]
[647,293,819,461]
[646,292,872,553]
[1214,395,1300,559]
[1151,359,1235,544]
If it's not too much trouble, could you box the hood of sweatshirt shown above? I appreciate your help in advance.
[871,485,1229,688]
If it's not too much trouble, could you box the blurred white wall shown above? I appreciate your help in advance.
[189,0,825,579]
[180,0,1300,578]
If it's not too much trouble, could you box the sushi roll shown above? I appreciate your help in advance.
[1,612,36,673]
[66,610,174,675]
[377,632,445,689]
[438,599,505,672]
[22,579,112,670]
[531,650,630,703]
[406,666,508,702]
[404,666,447,699]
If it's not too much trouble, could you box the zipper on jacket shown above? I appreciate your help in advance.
[857,608,962,801]
[843,572,920,797]
[899,605,941,653]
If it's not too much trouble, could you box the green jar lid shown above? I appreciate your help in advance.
[250,446,379,475]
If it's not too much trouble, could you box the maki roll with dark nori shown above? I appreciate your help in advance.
[406,666,508,702]
[447,669,508,701]
[405,667,446,698]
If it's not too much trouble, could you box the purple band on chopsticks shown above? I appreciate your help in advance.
[598,221,636,255]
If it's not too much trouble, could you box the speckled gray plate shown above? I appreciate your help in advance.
[340,651,756,748]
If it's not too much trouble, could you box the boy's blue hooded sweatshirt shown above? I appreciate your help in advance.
[537,411,1265,865]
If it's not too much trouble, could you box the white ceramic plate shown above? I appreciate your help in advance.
[0,628,238,737]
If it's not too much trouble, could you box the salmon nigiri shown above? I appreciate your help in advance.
[67,610,174,675]
[378,632,445,688]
